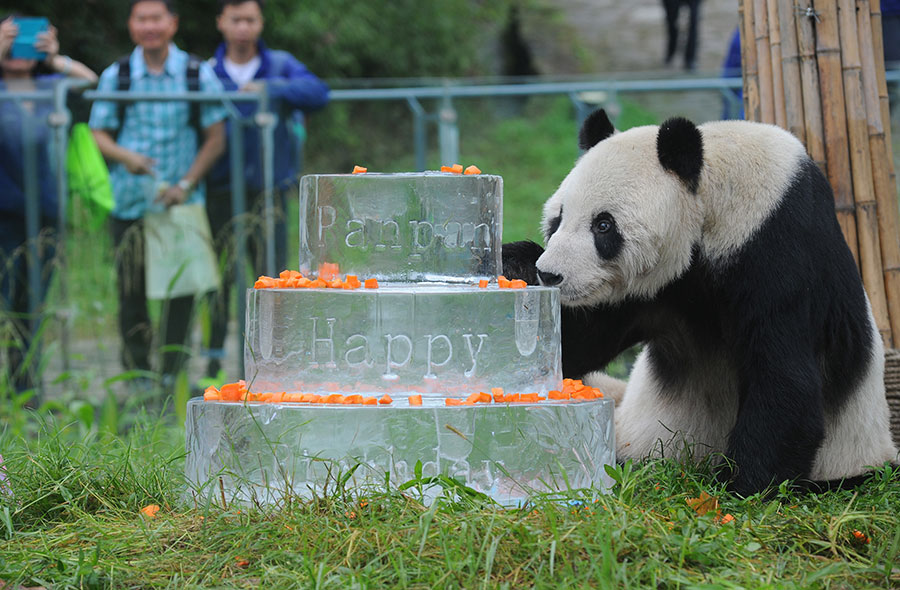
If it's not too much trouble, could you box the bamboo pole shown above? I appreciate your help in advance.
[814,0,860,264]
[754,0,777,123]
[767,0,788,127]
[777,0,806,143]
[740,0,762,121]
[859,0,900,344]
[835,0,891,344]
[795,3,827,168]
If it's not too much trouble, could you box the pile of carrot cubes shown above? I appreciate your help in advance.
[351,164,481,175]
[203,378,602,405]
[255,269,527,291]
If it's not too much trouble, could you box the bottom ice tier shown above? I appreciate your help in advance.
[185,398,615,506]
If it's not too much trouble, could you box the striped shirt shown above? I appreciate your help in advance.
[89,43,227,220]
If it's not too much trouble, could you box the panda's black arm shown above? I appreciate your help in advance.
[501,240,544,285]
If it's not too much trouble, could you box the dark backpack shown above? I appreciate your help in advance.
[115,53,204,134]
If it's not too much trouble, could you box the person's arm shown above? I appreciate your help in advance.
[248,52,329,111]
[36,26,98,83]
[157,121,225,207]
[91,129,156,175]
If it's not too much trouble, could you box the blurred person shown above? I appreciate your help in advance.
[721,27,743,119]
[662,0,702,71]
[0,16,96,397]
[203,0,329,378]
[884,0,899,112]
[89,0,226,388]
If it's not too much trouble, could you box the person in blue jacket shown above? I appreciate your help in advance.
[204,0,329,378]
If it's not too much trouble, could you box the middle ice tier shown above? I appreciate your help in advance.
[245,284,561,397]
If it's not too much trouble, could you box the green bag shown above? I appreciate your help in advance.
[66,122,114,230]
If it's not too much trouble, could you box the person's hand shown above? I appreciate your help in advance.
[156,184,187,208]
[0,18,18,59]
[35,25,59,63]
[123,151,156,176]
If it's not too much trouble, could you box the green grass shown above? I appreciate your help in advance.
[1,418,899,588]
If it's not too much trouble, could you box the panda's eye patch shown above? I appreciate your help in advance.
[591,212,622,260]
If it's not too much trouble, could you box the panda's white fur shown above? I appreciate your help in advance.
[524,112,899,494]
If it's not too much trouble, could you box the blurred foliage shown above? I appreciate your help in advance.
[2,0,510,78]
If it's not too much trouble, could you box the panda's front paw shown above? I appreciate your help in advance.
[502,240,544,285]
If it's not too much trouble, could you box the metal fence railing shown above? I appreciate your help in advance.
[2,70,898,392]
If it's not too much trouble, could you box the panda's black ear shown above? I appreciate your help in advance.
[578,109,616,151]
[657,117,703,193]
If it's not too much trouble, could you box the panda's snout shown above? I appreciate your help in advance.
[537,269,563,286]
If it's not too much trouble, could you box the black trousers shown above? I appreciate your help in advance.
[663,0,702,70]
[109,217,195,378]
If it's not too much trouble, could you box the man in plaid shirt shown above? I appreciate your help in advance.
[90,0,226,388]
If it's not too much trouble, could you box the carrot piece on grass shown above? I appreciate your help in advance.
[409,394,423,406]
[362,396,378,405]
[478,279,489,288]
[445,398,464,406]
[378,394,393,405]
[364,278,379,289]
[352,165,367,174]
[140,504,160,519]
[463,165,481,175]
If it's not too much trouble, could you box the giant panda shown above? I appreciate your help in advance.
[502,109,899,496]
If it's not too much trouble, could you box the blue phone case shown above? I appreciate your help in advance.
[10,17,49,60]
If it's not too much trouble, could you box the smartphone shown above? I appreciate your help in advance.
[9,17,49,60]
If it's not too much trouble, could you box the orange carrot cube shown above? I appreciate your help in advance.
[379,394,393,405]
[509,279,527,289]
[325,394,346,404]
[364,278,379,289]
[362,396,378,405]
[497,275,511,289]
[478,392,492,404]
[463,165,481,175]
[344,394,363,404]
[409,394,423,406]
[352,165,367,174]
[445,398,464,406]
[478,279,489,288]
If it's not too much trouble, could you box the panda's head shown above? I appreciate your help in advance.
[536,109,706,306]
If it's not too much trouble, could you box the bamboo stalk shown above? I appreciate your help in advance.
[740,0,762,121]
[836,0,891,344]
[795,2,827,168]
[869,2,896,156]
[777,0,806,143]
[859,0,900,344]
[754,0,776,123]
[767,0,788,127]
[814,0,860,264]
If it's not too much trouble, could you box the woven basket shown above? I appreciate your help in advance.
[885,349,900,448]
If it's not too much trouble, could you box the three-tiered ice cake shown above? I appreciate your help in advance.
[185,171,615,505]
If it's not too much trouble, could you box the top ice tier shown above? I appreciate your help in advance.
[299,173,503,283]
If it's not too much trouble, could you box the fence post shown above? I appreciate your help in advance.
[438,94,459,166]
[229,114,247,377]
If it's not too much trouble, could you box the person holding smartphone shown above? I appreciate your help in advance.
[0,15,97,399]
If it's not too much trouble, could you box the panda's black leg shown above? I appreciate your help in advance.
[726,323,825,496]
